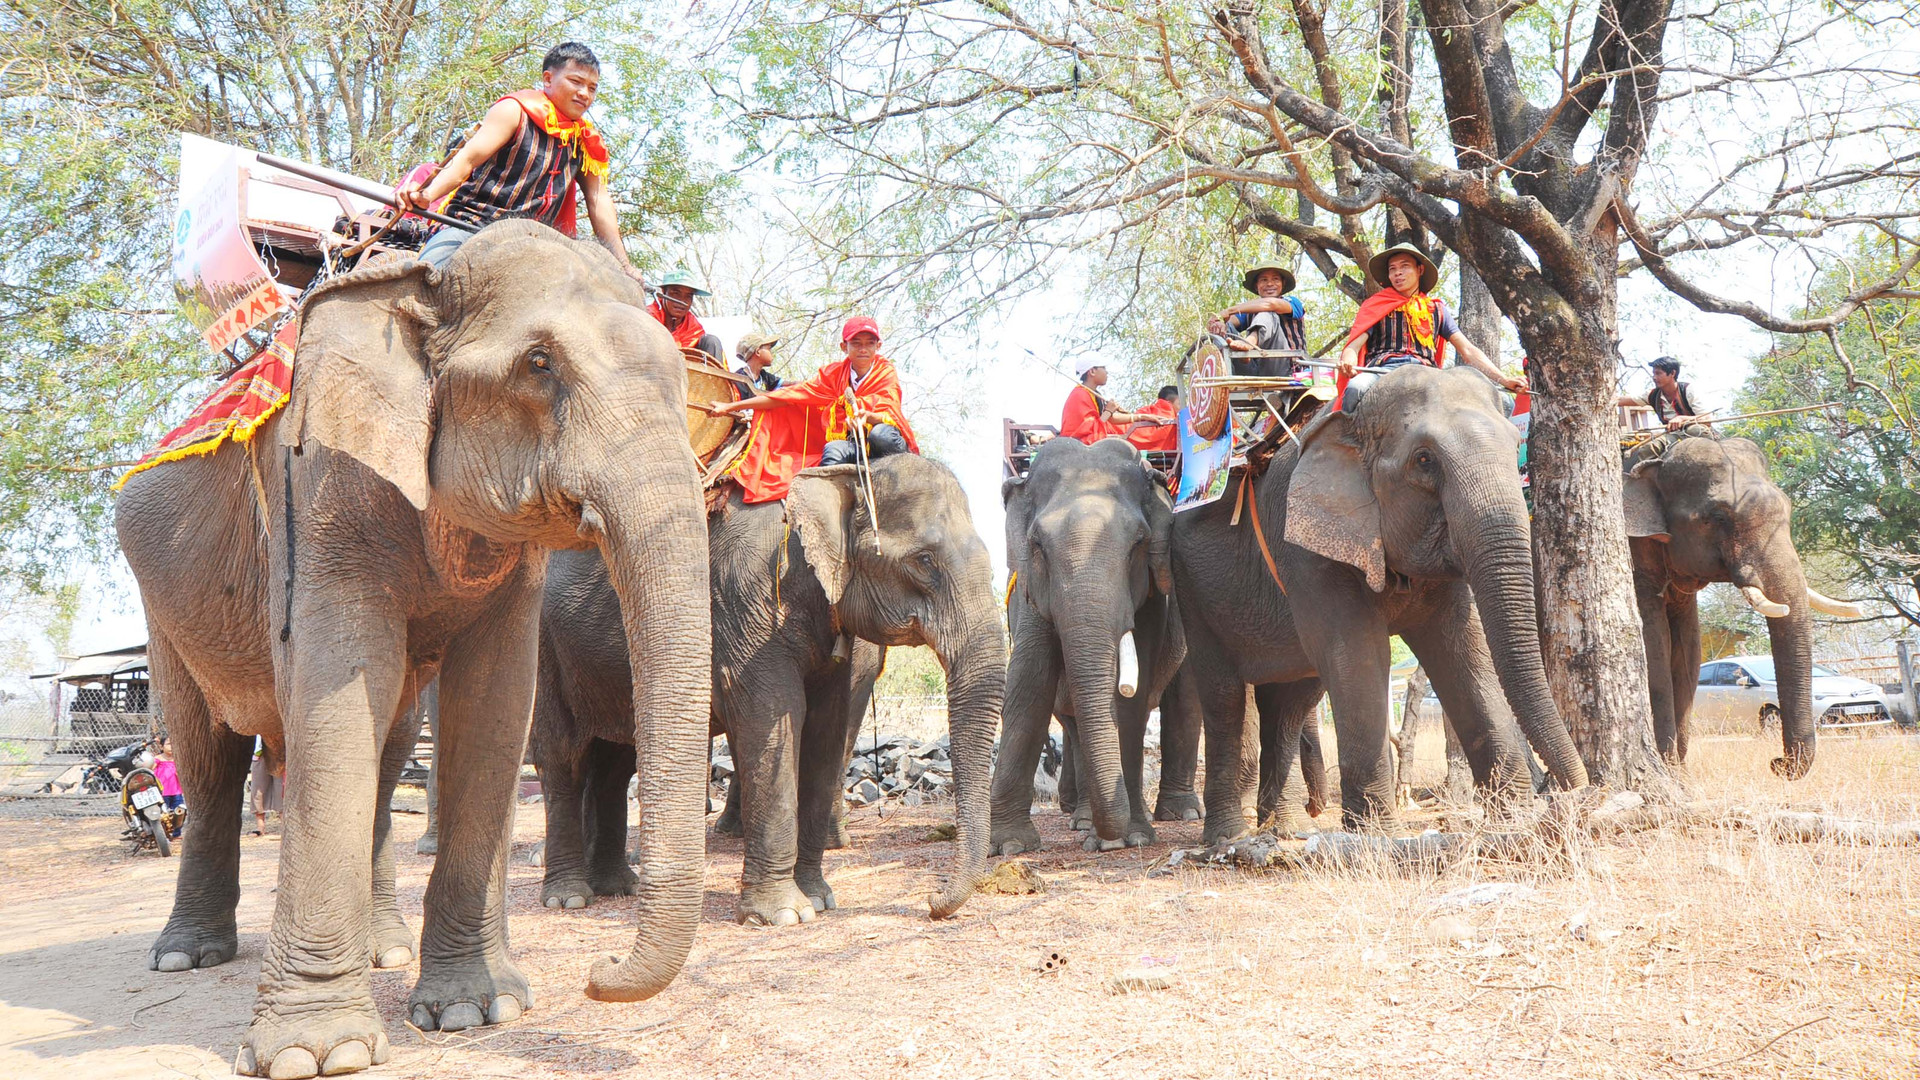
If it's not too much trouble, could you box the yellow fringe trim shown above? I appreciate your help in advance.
[112,391,290,492]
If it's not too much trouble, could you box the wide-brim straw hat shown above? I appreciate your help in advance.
[1369,243,1439,294]
[1241,262,1296,296]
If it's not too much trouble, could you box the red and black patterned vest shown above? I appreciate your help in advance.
[441,114,584,230]
[1363,304,1441,366]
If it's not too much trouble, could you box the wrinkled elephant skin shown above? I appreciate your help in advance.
[531,455,1006,925]
[1622,435,1822,777]
[115,223,711,1077]
[1175,364,1587,841]
[993,438,1192,853]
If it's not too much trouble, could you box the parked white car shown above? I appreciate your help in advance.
[1694,655,1893,733]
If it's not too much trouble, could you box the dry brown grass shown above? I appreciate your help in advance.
[2,726,1916,1079]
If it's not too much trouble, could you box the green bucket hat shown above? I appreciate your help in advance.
[1241,261,1297,296]
[1368,243,1439,294]
[656,267,711,296]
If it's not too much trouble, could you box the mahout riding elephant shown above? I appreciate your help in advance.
[532,455,1006,923]
[1174,364,1588,840]
[992,437,1195,854]
[114,222,711,1078]
[1621,433,1862,776]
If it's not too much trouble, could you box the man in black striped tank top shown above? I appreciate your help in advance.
[395,42,646,286]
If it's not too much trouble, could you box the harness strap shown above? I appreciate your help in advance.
[1244,473,1286,596]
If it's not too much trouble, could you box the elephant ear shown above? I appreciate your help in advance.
[1001,474,1035,591]
[790,465,859,605]
[280,258,440,510]
[1284,411,1386,592]
[1623,459,1670,541]
[1144,475,1175,595]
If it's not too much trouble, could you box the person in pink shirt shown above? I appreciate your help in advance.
[153,736,185,838]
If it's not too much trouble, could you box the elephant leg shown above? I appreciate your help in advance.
[1063,716,1094,832]
[530,669,595,910]
[1110,696,1156,849]
[415,681,440,856]
[1188,633,1251,845]
[408,582,539,1035]
[1293,592,1395,828]
[1400,592,1532,813]
[1667,589,1702,765]
[989,622,1061,856]
[726,671,815,927]
[371,688,425,969]
[1636,577,1680,762]
[148,633,253,973]
[240,609,407,1077]
[1152,665,1202,821]
[1254,680,1323,831]
[832,642,885,850]
[1297,704,1328,818]
[585,741,637,897]
[796,657,856,913]
[712,747,745,838]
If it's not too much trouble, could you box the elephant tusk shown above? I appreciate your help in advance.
[1805,587,1866,619]
[1739,585,1791,619]
[1117,631,1139,698]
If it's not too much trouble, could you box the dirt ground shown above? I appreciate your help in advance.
[2,726,1917,1080]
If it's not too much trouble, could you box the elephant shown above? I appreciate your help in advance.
[1173,363,1588,840]
[1621,433,1863,775]
[531,454,1006,923]
[113,222,712,1078]
[992,437,1194,854]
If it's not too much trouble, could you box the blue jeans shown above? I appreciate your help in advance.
[418,224,475,269]
[821,424,909,466]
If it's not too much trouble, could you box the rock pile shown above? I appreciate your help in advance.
[845,733,954,806]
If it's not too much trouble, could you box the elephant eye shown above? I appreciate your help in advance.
[527,348,554,373]
[1413,449,1437,471]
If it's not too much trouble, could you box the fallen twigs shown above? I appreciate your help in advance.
[1758,810,1920,846]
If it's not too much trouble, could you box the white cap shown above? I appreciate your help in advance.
[1075,356,1106,377]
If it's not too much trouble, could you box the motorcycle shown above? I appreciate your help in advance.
[120,764,185,857]
[72,739,149,794]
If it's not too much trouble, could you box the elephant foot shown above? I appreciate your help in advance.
[150,917,239,972]
[711,806,745,839]
[1201,811,1251,848]
[408,956,531,1033]
[540,874,594,910]
[234,997,390,1077]
[414,830,438,857]
[1069,811,1093,832]
[736,880,817,927]
[1153,792,1202,822]
[1080,825,1154,852]
[990,816,1043,858]
[370,911,415,969]
[796,868,838,913]
[587,864,638,898]
[826,814,852,851]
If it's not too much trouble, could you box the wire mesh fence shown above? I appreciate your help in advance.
[0,701,156,816]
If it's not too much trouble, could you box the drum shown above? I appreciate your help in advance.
[1185,335,1232,440]
[683,348,746,467]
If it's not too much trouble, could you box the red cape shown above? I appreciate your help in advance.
[1337,289,1448,400]
[1061,384,1124,444]
[647,301,707,350]
[729,356,920,504]
[1126,397,1180,451]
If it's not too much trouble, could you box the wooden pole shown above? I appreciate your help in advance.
[1897,640,1916,728]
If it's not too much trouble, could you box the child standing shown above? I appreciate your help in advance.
[152,736,184,839]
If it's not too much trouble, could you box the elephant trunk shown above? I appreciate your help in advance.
[930,623,1008,918]
[1449,481,1591,790]
[1062,608,1131,842]
[581,466,713,1001]
[1746,558,1816,779]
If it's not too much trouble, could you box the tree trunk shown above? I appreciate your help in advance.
[1522,218,1678,798]
[1441,711,1474,804]
[1391,666,1425,809]
[1458,263,1501,367]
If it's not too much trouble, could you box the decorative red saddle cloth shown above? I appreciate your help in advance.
[115,320,298,490]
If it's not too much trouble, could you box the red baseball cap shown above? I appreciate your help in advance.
[841,315,882,345]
